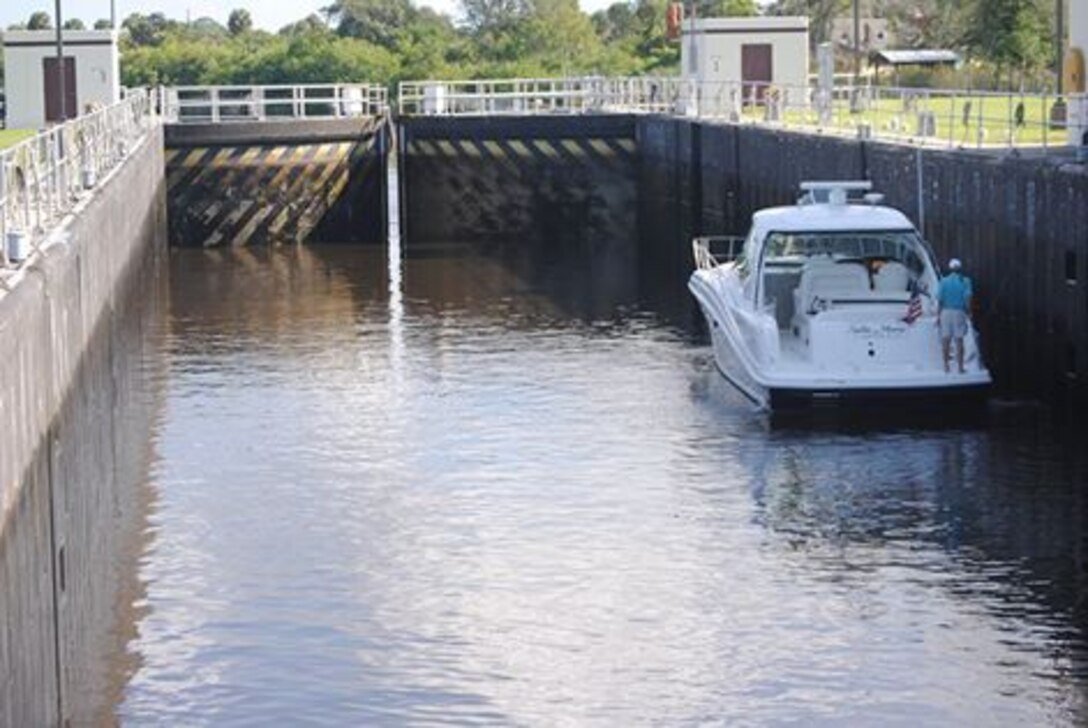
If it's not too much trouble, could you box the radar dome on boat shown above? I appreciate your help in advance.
[798,180,875,206]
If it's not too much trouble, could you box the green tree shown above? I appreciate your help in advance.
[324,0,415,48]
[228,9,254,36]
[94,19,113,30]
[697,0,758,16]
[393,8,472,80]
[764,0,848,53]
[115,3,694,87]
[460,0,532,36]
[123,12,178,47]
[591,3,636,43]
[279,14,331,36]
[27,11,52,30]
[590,0,679,74]
[885,0,969,49]
[189,17,229,39]
[515,0,605,72]
[964,0,1051,76]
[63,18,87,30]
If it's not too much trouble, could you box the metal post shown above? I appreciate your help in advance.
[1050,0,1068,131]
[111,0,117,29]
[853,0,861,87]
[916,146,925,234]
[54,0,66,121]
[686,0,698,116]
[1057,0,1065,96]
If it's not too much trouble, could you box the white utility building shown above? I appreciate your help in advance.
[1070,2,1087,147]
[2,30,120,130]
[681,16,810,109]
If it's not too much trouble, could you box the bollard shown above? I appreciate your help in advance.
[81,166,97,190]
[6,229,31,263]
[916,111,937,138]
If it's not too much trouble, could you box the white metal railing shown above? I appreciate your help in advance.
[399,76,1074,151]
[693,235,746,270]
[164,84,388,123]
[399,77,687,116]
[1,89,156,271]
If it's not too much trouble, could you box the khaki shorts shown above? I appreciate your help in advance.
[940,309,969,339]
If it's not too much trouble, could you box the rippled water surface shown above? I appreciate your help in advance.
[118,242,1088,725]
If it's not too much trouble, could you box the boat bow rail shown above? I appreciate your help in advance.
[693,235,746,271]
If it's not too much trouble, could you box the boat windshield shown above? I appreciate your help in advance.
[762,229,930,275]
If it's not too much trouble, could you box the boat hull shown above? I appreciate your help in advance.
[690,271,992,412]
[768,382,991,410]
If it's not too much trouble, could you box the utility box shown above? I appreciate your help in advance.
[422,84,447,115]
[1,30,120,130]
[680,16,809,116]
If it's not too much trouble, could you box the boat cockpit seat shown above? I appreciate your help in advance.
[873,261,911,294]
[793,259,871,314]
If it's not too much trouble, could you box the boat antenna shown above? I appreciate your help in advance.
[916,146,926,233]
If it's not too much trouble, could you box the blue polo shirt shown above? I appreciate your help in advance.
[938,272,973,311]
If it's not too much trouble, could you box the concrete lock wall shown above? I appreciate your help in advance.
[0,125,167,727]
[638,117,1088,407]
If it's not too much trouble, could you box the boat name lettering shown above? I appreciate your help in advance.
[848,324,908,338]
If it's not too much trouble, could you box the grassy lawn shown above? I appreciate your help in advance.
[0,128,35,150]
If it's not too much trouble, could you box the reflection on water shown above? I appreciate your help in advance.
[118,242,1088,725]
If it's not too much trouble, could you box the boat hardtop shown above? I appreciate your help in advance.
[748,203,915,236]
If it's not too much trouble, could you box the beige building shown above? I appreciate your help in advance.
[681,16,810,113]
[2,30,121,129]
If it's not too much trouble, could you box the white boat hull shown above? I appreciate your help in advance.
[690,270,992,410]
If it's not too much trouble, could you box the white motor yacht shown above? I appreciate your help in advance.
[689,181,992,409]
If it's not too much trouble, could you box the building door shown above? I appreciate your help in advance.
[44,56,77,122]
[741,44,773,103]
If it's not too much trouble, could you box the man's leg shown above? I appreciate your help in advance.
[955,336,965,373]
[941,336,951,373]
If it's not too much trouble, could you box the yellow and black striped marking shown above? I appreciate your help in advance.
[401,129,638,245]
[166,135,383,247]
[406,136,636,169]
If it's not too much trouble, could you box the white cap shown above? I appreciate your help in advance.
[948,258,962,270]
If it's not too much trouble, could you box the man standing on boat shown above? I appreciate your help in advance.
[937,258,973,374]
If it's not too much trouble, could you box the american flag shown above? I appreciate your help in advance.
[902,289,923,325]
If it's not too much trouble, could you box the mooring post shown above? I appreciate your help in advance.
[916,145,926,234]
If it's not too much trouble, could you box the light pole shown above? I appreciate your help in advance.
[54,0,66,121]
[1052,0,1066,129]
[1057,0,1065,96]
[849,0,861,113]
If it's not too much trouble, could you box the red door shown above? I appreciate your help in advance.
[44,56,77,122]
[741,44,773,103]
